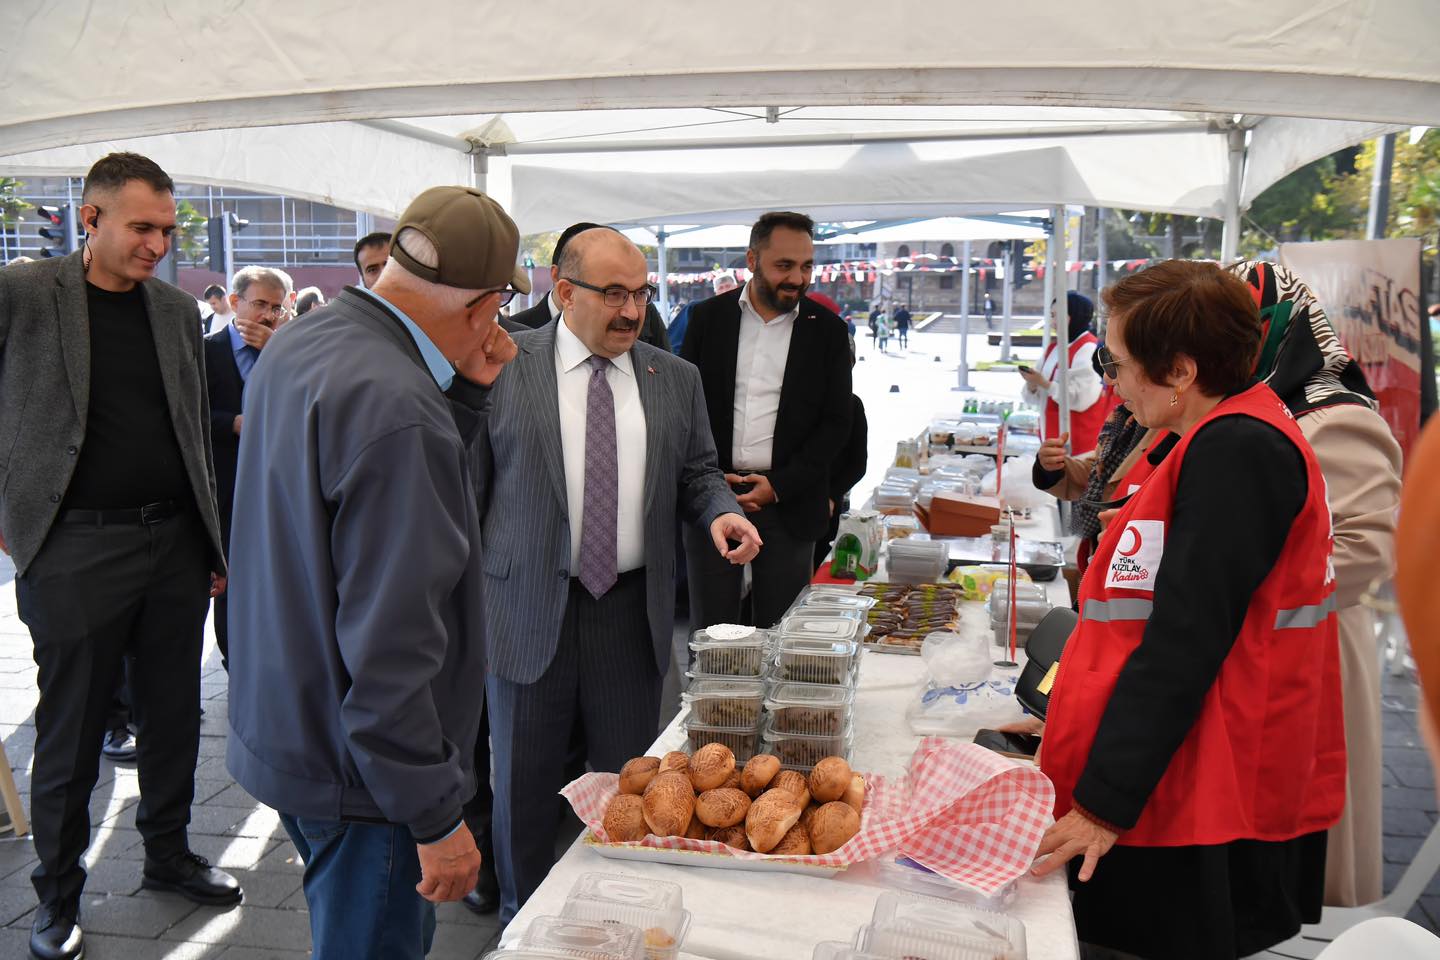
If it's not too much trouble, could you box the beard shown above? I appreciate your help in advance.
[753,269,806,314]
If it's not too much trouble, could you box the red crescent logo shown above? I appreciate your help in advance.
[1118,526,1143,557]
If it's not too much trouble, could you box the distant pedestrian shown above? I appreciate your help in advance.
[875,312,891,352]
[894,305,911,348]
[983,293,996,329]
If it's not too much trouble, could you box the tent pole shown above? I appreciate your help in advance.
[954,239,974,391]
[1220,127,1245,264]
[1050,205,1070,447]
[1040,236,1053,359]
[656,227,670,323]
[1000,242,1015,362]
[1367,133,1397,240]
[1096,208,1108,297]
[472,152,489,193]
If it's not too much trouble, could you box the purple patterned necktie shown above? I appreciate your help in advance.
[579,355,618,598]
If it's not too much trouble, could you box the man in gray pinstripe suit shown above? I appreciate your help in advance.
[479,228,761,922]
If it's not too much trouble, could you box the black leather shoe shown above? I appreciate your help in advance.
[100,728,136,763]
[462,886,499,915]
[141,851,242,905]
[29,902,83,960]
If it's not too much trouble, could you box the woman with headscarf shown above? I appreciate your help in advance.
[1226,259,1403,908]
[1035,260,1344,959]
[1020,290,1107,454]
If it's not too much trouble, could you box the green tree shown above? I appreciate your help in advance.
[172,199,207,263]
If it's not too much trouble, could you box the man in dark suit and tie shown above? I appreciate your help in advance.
[480,228,760,923]
[509,222,671,351]
[203,265,290,669]
[0,152,241,960]
[681,211,853,628]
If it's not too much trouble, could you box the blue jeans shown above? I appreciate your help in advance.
[279,814,437,959]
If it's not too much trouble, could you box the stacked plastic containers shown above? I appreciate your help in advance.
[557,873,691,960]
[515,916,647,960]
[885,538,949,584]
[985,578,1053,649]
[839,890,1028,960]
[684,624,771,760]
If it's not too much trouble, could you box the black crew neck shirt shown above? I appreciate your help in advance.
[61,283,191,510]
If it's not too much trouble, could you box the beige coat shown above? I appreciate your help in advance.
[1299,404,1403,907]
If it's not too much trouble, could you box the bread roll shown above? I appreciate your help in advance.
[745,788,803,854]
[708,824,750,850]
[688,742,736,792]
[808,757,852,804]
[771,769,811,808]
[799,802,821,833]
[770,822,812,856]
[695,787,751,828]
[618,756,661,795]
[602,794,647,842]
[842,773,866,814]
[684,814,708,840]
[809,801,861,854]
[722,770,743,791]
[660,751,691,774]
[642,771,696,837]
[740,755,781,797]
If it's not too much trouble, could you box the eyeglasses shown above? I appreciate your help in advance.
[242,297,287,318]
[563,277,657,308]
[464,287,519,309]
[1096,344,1129,380]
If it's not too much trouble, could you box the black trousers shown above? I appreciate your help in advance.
[15,510,209,909]
[213,514,231,668]
[461,696,499,898]
[684,505,815,630]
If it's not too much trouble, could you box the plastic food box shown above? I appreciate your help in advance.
[561,873,691,960]
[519,916,647,960]
[794,586,878,612]
[682,679,766,728]
[771,638,858,686]
[779,612,864,641]
[869,890,1027,958]
[764,682,854,737]
[854,922,1011,960]
[812,943,892,960]
[688,627,770,679]
[761,714,853,770]
[684,718,760,762]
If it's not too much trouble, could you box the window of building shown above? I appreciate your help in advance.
[897,244,912,258]
[940,243,955,258]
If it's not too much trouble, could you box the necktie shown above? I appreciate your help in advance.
[579,355,618,598]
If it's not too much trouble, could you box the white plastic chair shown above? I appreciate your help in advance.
[1312,917,1440,958]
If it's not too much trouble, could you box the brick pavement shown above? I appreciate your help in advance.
[0,546,1435,956]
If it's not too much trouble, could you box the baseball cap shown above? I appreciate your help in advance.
[390,186,531,294]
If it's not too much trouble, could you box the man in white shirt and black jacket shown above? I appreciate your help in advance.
[680,211,853,628]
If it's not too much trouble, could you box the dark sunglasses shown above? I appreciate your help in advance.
[1096,344,1126,380]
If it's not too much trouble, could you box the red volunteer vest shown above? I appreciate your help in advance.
[1042,332,1107,455]
[1074,439,1168,578]
[1041,383,1345,847]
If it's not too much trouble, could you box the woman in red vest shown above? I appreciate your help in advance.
[1034,261,1345,959]
[1020,291,1107,454]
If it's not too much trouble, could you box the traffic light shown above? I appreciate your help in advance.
[205,210,249,279]
[35,204,76,258]
[1012,241,1035,289]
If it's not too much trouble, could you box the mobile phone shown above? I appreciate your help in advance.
[1017,365,1034,374]
[973,728,1040,759]
[731,481,754,495]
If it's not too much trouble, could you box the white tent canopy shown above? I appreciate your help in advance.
[619,216,1046,252]
[2,0,1436,250]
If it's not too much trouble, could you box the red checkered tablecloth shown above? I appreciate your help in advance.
[561,736,1054,895]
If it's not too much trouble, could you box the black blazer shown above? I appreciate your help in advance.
[203,329,244,545]
[830,394,868,504]
[507,296,672,351]
[681,289,852,540]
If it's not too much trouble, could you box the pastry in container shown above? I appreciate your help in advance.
[682,678,765,728]
[519,916,647,960]
[688,625,769,678]
[684,719,760,763]
[771,637,857,686]
[764,682,854,736]
[760,714,852,770]
[561,873,692,960]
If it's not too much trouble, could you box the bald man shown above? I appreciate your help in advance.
[477,229,760,921]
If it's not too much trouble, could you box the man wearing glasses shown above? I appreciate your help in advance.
[203,265,292,669]
[480,227,760,923]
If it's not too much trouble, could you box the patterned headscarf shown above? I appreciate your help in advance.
[1225,260,1377,415]
[1071,402,1146,543]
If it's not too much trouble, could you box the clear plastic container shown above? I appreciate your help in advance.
[688,628,769,678]
[519,916,647,960]
[684,718,760,762]
[779,612,864,643]
[764,682,854,737]
[812,942,892,960]
[682,678,766,728]
[854,922,1009,960]
[870,890,1027,958]
[794,586,878,612]
[761,714,852,769]
[772,638,858,686]
[870,856,1018,911]
[561,874,691,960]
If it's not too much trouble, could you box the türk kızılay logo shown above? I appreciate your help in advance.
[1105,520,1166,591]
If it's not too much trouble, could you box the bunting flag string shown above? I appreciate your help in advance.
[650,255,1166,286]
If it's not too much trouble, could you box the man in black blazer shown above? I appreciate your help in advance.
[510,221,671,351]
[680,211,852,628]
[204,265,290,668]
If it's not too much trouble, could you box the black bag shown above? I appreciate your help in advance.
[1016,607,1077,719]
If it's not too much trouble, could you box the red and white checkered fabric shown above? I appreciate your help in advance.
[561,737,1054,895]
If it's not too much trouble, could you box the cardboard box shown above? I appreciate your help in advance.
[925,492,1002,537]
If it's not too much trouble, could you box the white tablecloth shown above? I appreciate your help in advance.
[501,507,1080,960]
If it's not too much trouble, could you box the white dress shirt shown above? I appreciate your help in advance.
[1022,338,1103,413]
[555,316,647,574]
[731,282,797,471]
[547,292,562,322]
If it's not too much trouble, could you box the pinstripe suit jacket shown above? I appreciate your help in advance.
[479,320,740,684]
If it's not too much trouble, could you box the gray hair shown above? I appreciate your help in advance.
[376,257,481,315]
[231,265,290,299]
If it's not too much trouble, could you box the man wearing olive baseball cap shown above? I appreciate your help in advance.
[225,186,524,959]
